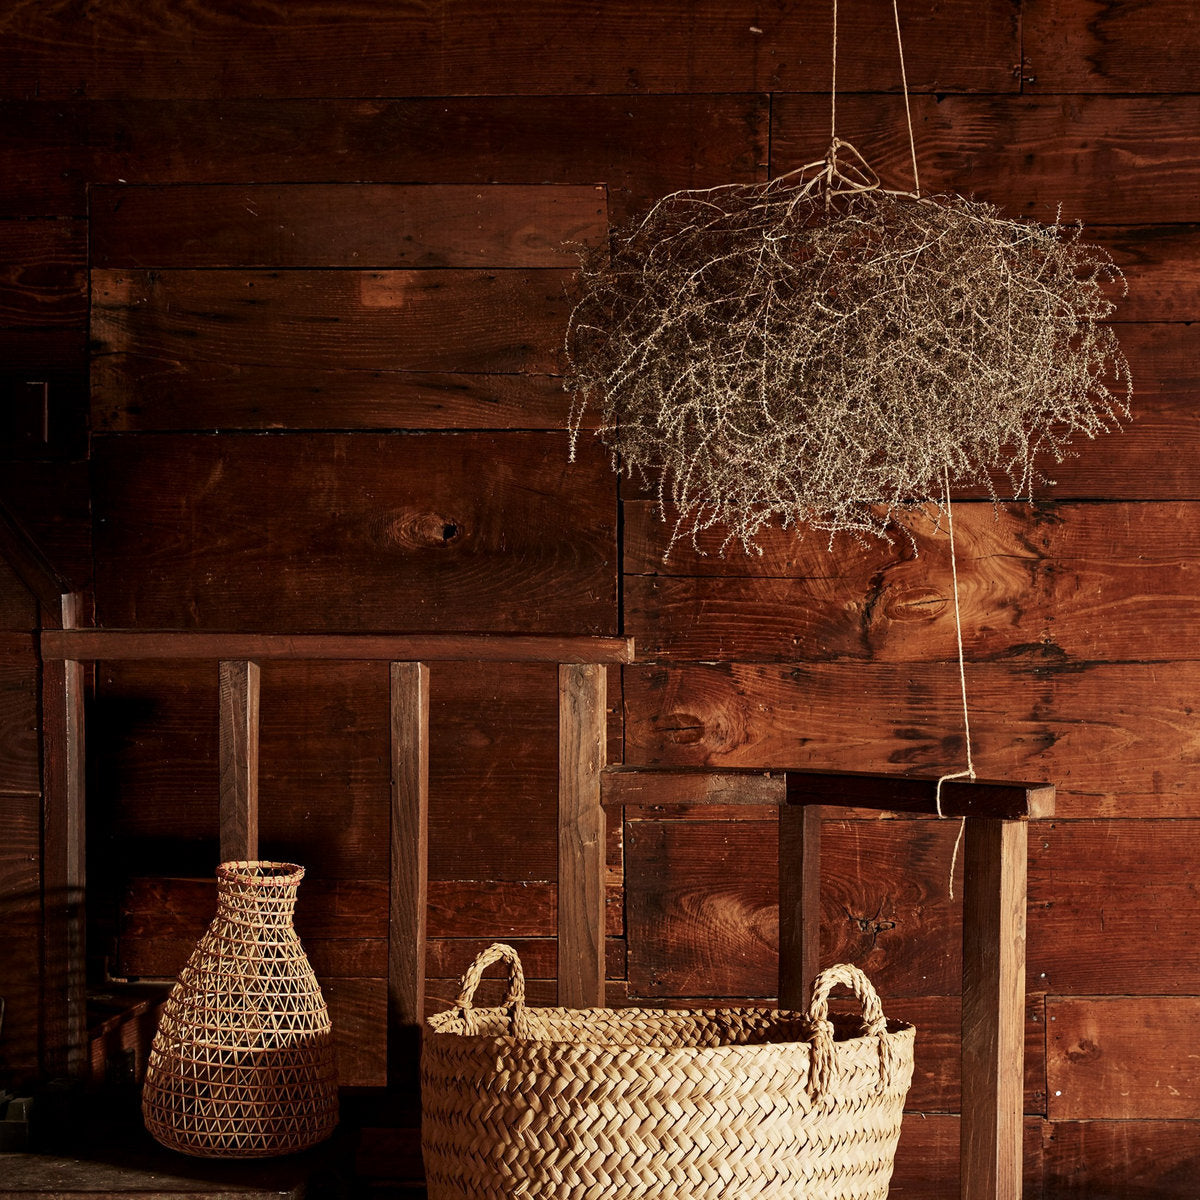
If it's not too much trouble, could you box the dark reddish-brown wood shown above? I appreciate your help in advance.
[1023,0,1200,93]
[772,95,1200,226]
[1047,996,1200,1122]
[388,661,429,1090]
[0,218,86,326]
[217,659,259,863]
[960,820,1027,1200]
[777,803,821,1010]
[0,789,41,1079]
[92,362,586,434]
[45,630,634,663]
[624,661,1200,817]
[90,433,618,635]
[0,0,1017,100]
[0,96,767,223]
[557,663,607,1007]
[626,498,1200,665]
[91,268,573,375]
[39,593,86,1077]
[1042,1120,1200,1199]
[91,183,606,269]
[1029,820,1200,995]
[1095,225,1200,323]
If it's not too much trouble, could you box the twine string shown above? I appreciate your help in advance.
[936,465,976,899]
[827,0,921,196]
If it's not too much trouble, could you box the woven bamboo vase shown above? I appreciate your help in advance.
[142,861,338,1158]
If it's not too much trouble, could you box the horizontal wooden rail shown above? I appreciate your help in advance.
[39,629,635,664]
[601,766,1054,820]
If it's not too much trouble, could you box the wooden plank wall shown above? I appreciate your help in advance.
[1,1,1198,1193]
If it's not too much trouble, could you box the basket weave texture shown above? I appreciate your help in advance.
[422,944,915,1199]
[142,861,339,1158]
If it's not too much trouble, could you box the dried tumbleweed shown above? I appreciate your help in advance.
[565,168,1131,555]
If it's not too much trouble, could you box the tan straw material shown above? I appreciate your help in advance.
[142,861,339,1158]
[422,944,914,1199]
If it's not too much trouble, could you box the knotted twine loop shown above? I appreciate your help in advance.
[806,963,898,1101]
[455,942,529,1038]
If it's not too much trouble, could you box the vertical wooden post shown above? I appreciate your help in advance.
[961,818,1028,1200]
[778,802,822,1010]
[389,661,429,1091]
[218,659,260,862]
[557,663,606,1008]
[40,592,87,1077]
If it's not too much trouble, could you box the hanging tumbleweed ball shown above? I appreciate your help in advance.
[564,174,1131,556]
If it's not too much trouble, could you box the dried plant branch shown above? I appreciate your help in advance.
[565,170,1131,557]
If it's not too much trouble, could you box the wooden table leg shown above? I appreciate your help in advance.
[961,818,1027,1200]
[389,661,429,1091]
[558,663,606,1008]
[778,803,822,1010]
[218,659,260,862]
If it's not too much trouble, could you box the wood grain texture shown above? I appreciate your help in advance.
[1029,821,1200,994]
[1042,1120,1200,1199]
[92,268,572,376]
[0,219,85,327]
[626,499,1200,664]
[92,360,583,433]
[960,820,1027,1200]
[217,660,259,863]
[777,803,821,1010]
[39,595,86,1078]
[771,94,1200,225]
[0,791,41,1081]
[388,661,428,1089]
[3,96,766,223]
[1096,225,1200,323]
[557,663,607,1007]
[0,635,39,795]
[91,183,606,269]
[1023,0,1200,93]
[0,0,1017,100]
[91,433,618,635]
[623,661,1200,817]
[1047,996,1200,1121]
[44,631,634,664]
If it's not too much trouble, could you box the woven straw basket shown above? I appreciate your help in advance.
[422,943,915,1200]
[142,861,339,1158]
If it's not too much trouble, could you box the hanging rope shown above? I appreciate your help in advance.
[935,466,976,899]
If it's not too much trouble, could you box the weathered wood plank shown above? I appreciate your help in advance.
[217,660,259,863]
[317,976,386,1089]
[39,593,86,1078]
[558,663,607,1007]
[92,361,583,433]
[960,820,1027,1200]
[1042,1119,1200,1199]
[0,0,1017,100]
[91,183,606,269]
[0,219,86,327]
[388,661,428,1090]
[625,817,966,999]
[1029,821,1200,995]
[626,499,1200,666]
[1047,997,1200,1121]
[777,803,821,1010]
[624,661,1200,817]
[0,635,39,796]
[0,791,41,1081]
[91,268,573,376]
[1023,0,1200,93]
[3,96,764,222]
[771,95,1200,225]
[1095,225,1200,323]
[46,631,633,664]
[91,433,617,635]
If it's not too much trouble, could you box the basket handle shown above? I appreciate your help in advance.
[454,942,528,1037]
[806,963,899,1100]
